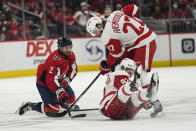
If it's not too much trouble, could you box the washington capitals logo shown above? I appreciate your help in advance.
[85,39,104,61]
[53,55,61,60]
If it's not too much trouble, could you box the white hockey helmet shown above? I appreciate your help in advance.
[120,58,137,70]
[86,17,103,36]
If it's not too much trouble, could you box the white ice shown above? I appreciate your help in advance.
[0,66,196,131]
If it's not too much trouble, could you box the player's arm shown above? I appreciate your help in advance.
[100,39,124,75]
[45,63,61,93]
[105,39,124,66]
[46,63,70,105]
[66,53,78,82]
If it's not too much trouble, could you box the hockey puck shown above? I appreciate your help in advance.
[71,113,87,118]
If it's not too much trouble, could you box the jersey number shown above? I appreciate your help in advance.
[49,67,53,74]
[123,16,144,35]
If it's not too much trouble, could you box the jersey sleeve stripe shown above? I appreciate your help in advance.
[70,62,77,79]
[127,30,156,51]
[54,67,61,87]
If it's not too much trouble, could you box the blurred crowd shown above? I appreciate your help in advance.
[142,0,196,19]
[0,0,196,41]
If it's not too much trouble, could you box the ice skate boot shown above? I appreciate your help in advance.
[146,72,159,98]
[152,100,163,113]
[17,102,36,115]
[150,99,163,118]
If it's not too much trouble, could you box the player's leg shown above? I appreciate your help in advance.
[100,91,135,120]
[148,73,163,115]
[18,82,59,115]
[131,40,157,88]
[18,82,76,116]
[100,84,144,120]
[118,73,160,110]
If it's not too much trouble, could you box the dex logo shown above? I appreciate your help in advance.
[26,40,54,57]
[182,39,195,53]
[85,39,104,61]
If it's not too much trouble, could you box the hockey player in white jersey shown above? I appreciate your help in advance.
[99,58,162,120]
[86,4,163,117]
[86,4,156,88]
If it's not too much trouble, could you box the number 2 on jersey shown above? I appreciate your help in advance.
[123,16,144,35]
[49,67,53,74]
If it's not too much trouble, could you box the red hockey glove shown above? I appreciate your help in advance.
[56,87,69,105]
[100,60,110,75]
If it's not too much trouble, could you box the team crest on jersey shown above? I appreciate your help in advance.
[108,45,115,51]
[53,55,61,60]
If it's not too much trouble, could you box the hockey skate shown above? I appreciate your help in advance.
[150,99,163,118]
[146,73,163,117]
[146,72,159,98]
[16,102,36,115]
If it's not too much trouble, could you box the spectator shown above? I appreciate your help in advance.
[73,2,90,35]
[101,5,113,21]
[66,14,85,36]
[169,2,185,18]
[115,3,123,10]
[184,4,194,18]
[177,0,186,10]
[152,6,166,19]
[90,5,113,22]
[191,0,196,18]
[10,17,21,40]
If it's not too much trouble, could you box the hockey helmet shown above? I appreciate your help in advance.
[121,4,139,18]
[57,37,72,47]
[86,17,103,36]
[120,58,137,70]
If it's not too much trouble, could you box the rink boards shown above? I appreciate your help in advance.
[0,33,196,78]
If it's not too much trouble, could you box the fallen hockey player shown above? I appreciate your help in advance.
[99,58,163,120]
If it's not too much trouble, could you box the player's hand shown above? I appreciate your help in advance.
[100,60,110,75]
[56,87,69,105]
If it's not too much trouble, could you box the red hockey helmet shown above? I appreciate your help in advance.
[121,4,139,18]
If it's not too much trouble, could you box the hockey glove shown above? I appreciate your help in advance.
[100,60,110,75]
[56,87,69,105]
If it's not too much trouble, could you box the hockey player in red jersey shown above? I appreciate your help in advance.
[99,58,162,120]
[17,37,78,117]
[86,4,156,89]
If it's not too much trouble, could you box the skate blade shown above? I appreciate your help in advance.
[151,111,165,118]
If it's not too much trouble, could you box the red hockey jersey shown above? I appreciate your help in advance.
[36,49,77,93]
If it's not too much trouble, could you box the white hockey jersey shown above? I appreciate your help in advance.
[101,11,156,64]
[104,70,131,96]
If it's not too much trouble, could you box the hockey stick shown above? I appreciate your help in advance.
[66,72,101,116]
[71,108,99,112]
[53,72,101,117]
[69,72,101,110]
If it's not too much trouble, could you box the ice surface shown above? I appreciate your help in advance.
[0,66,196,131]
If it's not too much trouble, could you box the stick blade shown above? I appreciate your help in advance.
[71,113,87,118]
